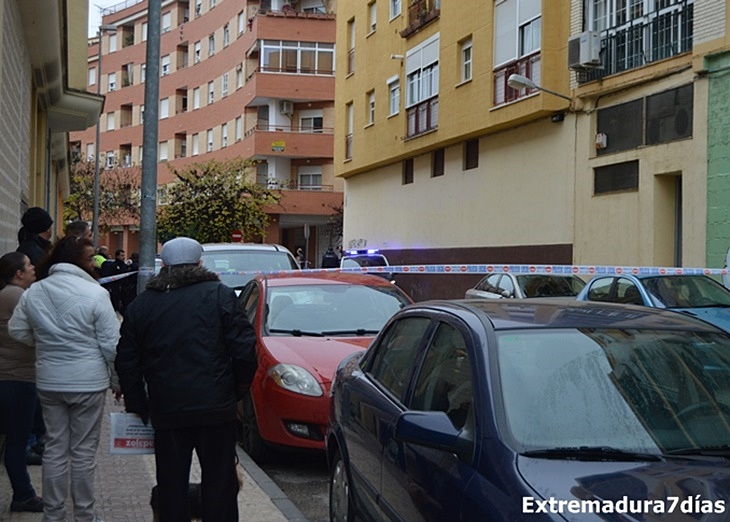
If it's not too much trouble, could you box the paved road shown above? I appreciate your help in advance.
[259,450,329,522]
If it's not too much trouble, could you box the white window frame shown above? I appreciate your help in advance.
[297,165,322,191]
[224,24,230,46]
[108,32,117,53]
[238,12,245,34]
[89,67,97,86]
[193,87,200,109]
[106,112,115,131]
[142,22,148,42]
[300,111,324,133]
[108,72,116,92]
[160,98,169,119]
[207,129,214,152]
[405,33,440,107]
[390,0,401,19]
[222,73,229,97]
[461,38,473,82]
[387,76,400,116]
[236,116,243,141]
[194,41,201,63]
[159,141,168,161]
[208,34,215,56]
[162,11,172,32]
[141,64,146,83]
[368,2,377,33]
[222,123,228,147]
[140,105,145,124]
[192,133,200,155]
[367,91,375,125]
[208,81,215,104]
[161,55,170,76]
[493,0,541,67]
[106,152,115,169]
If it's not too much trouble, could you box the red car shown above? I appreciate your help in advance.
[236,271,412,461]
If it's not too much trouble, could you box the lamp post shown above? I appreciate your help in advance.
[507,73,572,103]
[93,23,117,248]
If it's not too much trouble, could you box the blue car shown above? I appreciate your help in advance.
[576,274,730,333]
[327,299,730,521]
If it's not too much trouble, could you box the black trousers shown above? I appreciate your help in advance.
[153,421,238,522]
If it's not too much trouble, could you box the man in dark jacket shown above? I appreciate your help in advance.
[115,237,256,522]
[17,207,53,266]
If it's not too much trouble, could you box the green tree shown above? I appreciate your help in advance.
[64,158,141,229]
[157,158,281,244]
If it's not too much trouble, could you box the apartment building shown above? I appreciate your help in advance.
[71,0,340,260]
[335,0,730,301]
[0,0,102,253]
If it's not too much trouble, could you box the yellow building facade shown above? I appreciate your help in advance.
[335,0,730,300]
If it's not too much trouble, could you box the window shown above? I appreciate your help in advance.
[236,116,243,141]
[195,0,202,16]
[106,152,115,169]
[141,64,146,83]
[345,102,354,160]
[89,67,97,86]
[106,112,115,131]
[108,72,116,92]
[207,129,214,152]
[261,41,335,75]
[411,323,473,430]
[208,81,215,104]
[432,148,445,177]
[194,41,201,63]
[403,158,414,184]
[159,141,168,161]
[86,143,95,160]
[298,166,322,190]
[236,66,243,88]
[494,0,541,66]
[594,161,639,194]
[388,77,400,116]
[238,12,245,34]
[347,19,356,74]
[596,99,643,155]
[162,11,171,32]
[367,90,375,125]
[222,73,229,97]
[390,0,401,19]
[368,2,377,33]
[222,123,228,147]
[108,32,117,53]
[209,0,216,8]
[406,33,439,137]
[224,24,230,47]
[161,55,170,76]
[300,113,324,132]
[302,0,326,13]
[464,139,479,170]
[461,38,473,82]
[192,133,199,155]
[367,317,430,401]
[160,98,169,119]
[142,22,148,42]
[140,104,144,124]
[193,87,200,109]
[208,34,215,57]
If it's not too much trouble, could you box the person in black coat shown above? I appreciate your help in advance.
[16,207,53,267]
[115,237,257,522]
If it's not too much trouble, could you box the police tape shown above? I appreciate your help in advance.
[128,264,729,278]
[98,271,138,286]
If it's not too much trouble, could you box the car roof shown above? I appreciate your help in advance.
[255,271,405,289]
[201,243,293,253]
[403,298,724,332]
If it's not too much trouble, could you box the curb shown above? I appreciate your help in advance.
[237,448,310,522]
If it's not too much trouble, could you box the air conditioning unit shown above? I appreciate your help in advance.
[280,100,294,115]
[568,31,601,70]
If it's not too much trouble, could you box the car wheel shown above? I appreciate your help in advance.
[329,448,355,522]
[240,392,270,463]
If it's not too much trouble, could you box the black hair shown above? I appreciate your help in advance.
[65,221,90,237]
[36,236,97,281]
[0,251,29,289]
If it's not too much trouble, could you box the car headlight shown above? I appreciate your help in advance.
[267,364,323,397]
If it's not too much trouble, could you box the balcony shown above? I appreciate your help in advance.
[582,2,693,83]
[401,0,440,38]
[406,97,438,139]
[241,124,333,158]
[243,68,334,105]
[493,53,541,105]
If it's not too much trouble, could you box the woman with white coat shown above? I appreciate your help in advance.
[9,235,120,522]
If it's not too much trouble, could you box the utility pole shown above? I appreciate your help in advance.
[138,0,162,292]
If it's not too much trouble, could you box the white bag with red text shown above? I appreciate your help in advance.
[109,412,155,455]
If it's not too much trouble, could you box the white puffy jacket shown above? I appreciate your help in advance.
[9,263,120,393]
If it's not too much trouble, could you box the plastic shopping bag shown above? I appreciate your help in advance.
[109,412,155,455]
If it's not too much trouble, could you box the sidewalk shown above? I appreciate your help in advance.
[0,394,307,521]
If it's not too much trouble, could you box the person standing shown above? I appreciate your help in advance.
[9,236,121,522]
[0,252,42,513]
[115,237,257,521]
[321,246,340,269]
[17,207,54,266]
[100,249,129,313]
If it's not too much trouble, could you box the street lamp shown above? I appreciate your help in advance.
[507,73,572,103]
[93,23,117,247]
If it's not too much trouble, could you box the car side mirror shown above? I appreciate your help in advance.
[394,411,474,463]
[501,290,512,298]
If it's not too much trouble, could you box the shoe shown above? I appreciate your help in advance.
[10,496,43,512]
[26,448,42,466]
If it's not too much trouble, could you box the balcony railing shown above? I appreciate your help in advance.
[246,65,335,83]
[582,2,693,82]
[244,124,334,138]
[406,97,438,139]
[493,53,541,106]
[255,181,334,192]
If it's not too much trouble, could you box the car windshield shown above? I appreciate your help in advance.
[641,276,730,308]
[496,328,730,455]
[201,250,298,288]
[266,284,410,335]
[516,275,586,297]
[342,255,388,268]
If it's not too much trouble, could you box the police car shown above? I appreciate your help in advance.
[340,249,394,283]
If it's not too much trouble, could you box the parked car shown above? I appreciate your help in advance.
[576,273,730,332]
[341,249,394,282]
[465,272,586,299]
[200,243,299,291]
[327,299,730,521]
[236,271,412,462]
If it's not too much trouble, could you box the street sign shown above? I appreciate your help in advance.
[231,229,243,242]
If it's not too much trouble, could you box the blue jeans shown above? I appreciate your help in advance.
[0,380,39,502]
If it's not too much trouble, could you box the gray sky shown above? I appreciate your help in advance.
[88,0,120,37]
